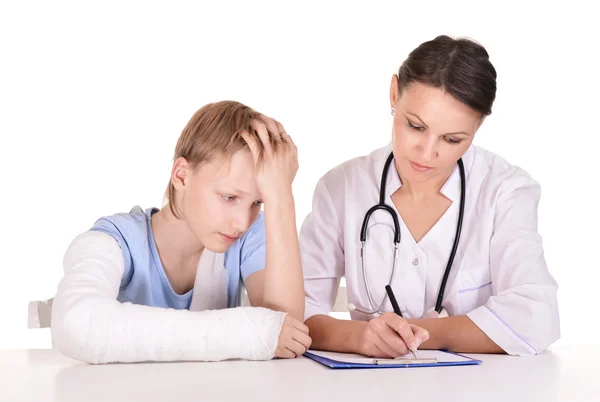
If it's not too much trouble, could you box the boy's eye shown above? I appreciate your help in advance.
[254,200,263,206]
[222,195,237,202]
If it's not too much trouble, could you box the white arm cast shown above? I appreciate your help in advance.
[51,231,286,364]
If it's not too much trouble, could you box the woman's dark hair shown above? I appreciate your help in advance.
[397,35,497,116]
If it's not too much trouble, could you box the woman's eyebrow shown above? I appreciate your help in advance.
[406,112,470,136]
[406,112,429,129]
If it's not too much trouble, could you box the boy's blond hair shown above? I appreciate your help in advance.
[166,100,263,219]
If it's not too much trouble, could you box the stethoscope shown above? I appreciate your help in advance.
[348,151,466,317]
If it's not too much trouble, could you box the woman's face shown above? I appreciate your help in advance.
[389,78,483,184]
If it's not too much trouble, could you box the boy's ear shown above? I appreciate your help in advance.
[171,157,189,191]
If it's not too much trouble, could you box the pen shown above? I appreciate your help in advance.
[385,285,419,359]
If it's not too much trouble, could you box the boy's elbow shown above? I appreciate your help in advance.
[51,299,102,364]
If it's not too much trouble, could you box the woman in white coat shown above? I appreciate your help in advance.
[300,35,559,357]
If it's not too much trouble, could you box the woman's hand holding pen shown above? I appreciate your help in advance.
[352,313,429,358]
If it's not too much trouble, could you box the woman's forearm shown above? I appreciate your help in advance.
[262,191,305,320]
[407,315,504,353]
[306,313,504,355]
[305,314,366,352]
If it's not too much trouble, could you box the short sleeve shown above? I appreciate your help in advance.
[90,217,134,287]
[239,212,266,282]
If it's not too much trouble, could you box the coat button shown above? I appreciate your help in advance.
[412,258,419,266]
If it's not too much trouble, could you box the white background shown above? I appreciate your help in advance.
[0,0,598,349]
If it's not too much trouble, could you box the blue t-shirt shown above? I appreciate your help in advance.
[89,206,266,309]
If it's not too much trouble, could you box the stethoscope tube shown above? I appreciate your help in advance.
[360,153,400,244]
[355,151,465,316]
[434,158,465,313]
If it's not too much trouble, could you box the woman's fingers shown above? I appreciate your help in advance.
[383,314,417,351]
[410,324,430,345]
[372,329,403,358]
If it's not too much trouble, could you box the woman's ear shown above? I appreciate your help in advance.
[171,157,189,191]
[389,74,400,110]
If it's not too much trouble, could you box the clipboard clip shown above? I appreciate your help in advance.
[373,357,438,365]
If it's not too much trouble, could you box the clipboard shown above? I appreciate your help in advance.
[304,349,482,369]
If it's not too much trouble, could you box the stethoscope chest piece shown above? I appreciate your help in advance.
[425,306,449,318]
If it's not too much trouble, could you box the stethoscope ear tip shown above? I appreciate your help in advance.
[347,303,357,311]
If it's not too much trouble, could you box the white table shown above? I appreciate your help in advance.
[1,345,598,402]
